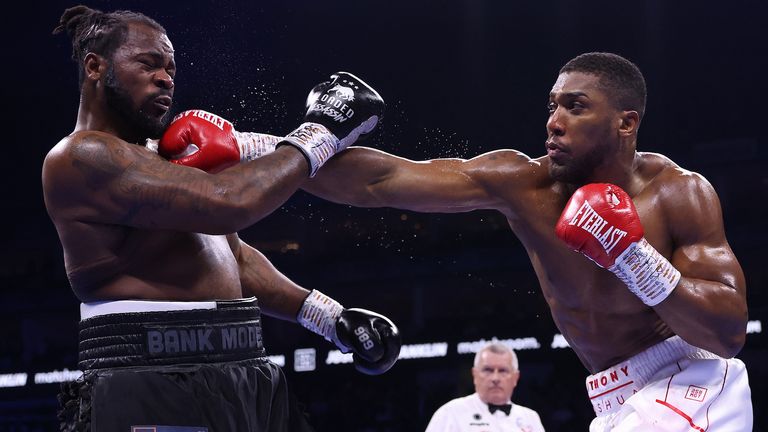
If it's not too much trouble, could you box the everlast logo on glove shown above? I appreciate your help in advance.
[567,200,628,254]
[171,109,228,131]
[145,321,262,357]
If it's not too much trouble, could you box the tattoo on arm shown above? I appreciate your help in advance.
[66,135,306,230]
[68,136,235,225]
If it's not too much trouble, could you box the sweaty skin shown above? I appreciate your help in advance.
[305,72,747,373]
[43,22,310,320]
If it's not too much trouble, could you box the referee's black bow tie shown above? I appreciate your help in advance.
[488,403,511,415]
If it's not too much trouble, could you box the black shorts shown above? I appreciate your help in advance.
[58,298,314,432]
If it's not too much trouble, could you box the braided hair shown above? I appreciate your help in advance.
[53,5,166,87]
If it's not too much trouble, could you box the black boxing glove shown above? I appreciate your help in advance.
[280,72,385,176]
[297,290,401,375]
[335,308,401,375]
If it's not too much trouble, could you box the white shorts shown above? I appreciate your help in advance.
[587,336,752,432]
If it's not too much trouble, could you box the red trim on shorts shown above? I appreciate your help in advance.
[660,361,683,403]
[655,399,706,432]
[703,360,729,431]
[588,381,636,399]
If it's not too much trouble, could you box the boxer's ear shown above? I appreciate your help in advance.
[83,52,107,81]
[618,110,639,137]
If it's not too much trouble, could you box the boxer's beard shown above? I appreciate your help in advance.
[549,133,616,184]
[550,146,606,184]
[104,65,169,140]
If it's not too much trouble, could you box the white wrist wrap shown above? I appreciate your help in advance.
[281,122,339,177]
[297,290,344,345]
[233,131,280,162]
[609,238,681,306]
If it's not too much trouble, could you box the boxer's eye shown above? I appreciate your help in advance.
[547,102,557,113]
[569,102,585,113]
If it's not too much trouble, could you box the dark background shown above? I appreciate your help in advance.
[3,0,767,430]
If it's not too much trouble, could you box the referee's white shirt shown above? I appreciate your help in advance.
[425,393,545,432]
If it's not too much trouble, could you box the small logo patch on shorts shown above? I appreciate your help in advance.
[684,385,708,402]
[132,427,208,432]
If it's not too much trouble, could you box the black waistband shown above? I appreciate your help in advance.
[78,298,265,370]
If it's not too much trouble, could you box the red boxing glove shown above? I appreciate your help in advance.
[158,110,240,173]
[158,110,280,173]
[556,183,681,306]
[555,183,641,268]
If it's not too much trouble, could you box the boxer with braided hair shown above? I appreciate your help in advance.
[46,5,399,431]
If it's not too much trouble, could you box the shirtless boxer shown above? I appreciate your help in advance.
[306,52,752,431]
[44,6,400,431]
[175,51,753,431]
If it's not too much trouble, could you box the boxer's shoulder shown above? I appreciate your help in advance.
[466,150,549,206]
[637,153,722,237]
[469,149,545,183]
[47,131,159,179]
[47,131,128,171]
[636,151,679,176]
[638,152,714,199]
[478,148,536,166]
[57,130,125,151]
[44,132,147,216]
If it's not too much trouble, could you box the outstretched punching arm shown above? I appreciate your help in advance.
[303,146,532,213]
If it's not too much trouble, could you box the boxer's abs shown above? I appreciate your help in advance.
[64,226,242,302]
[551,306,674,373]
[534,252,674,372]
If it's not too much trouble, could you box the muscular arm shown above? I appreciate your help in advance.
[303,146,531,212]
[228,234,308,321]
[655,172,748,357]
[42,131,308,234]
